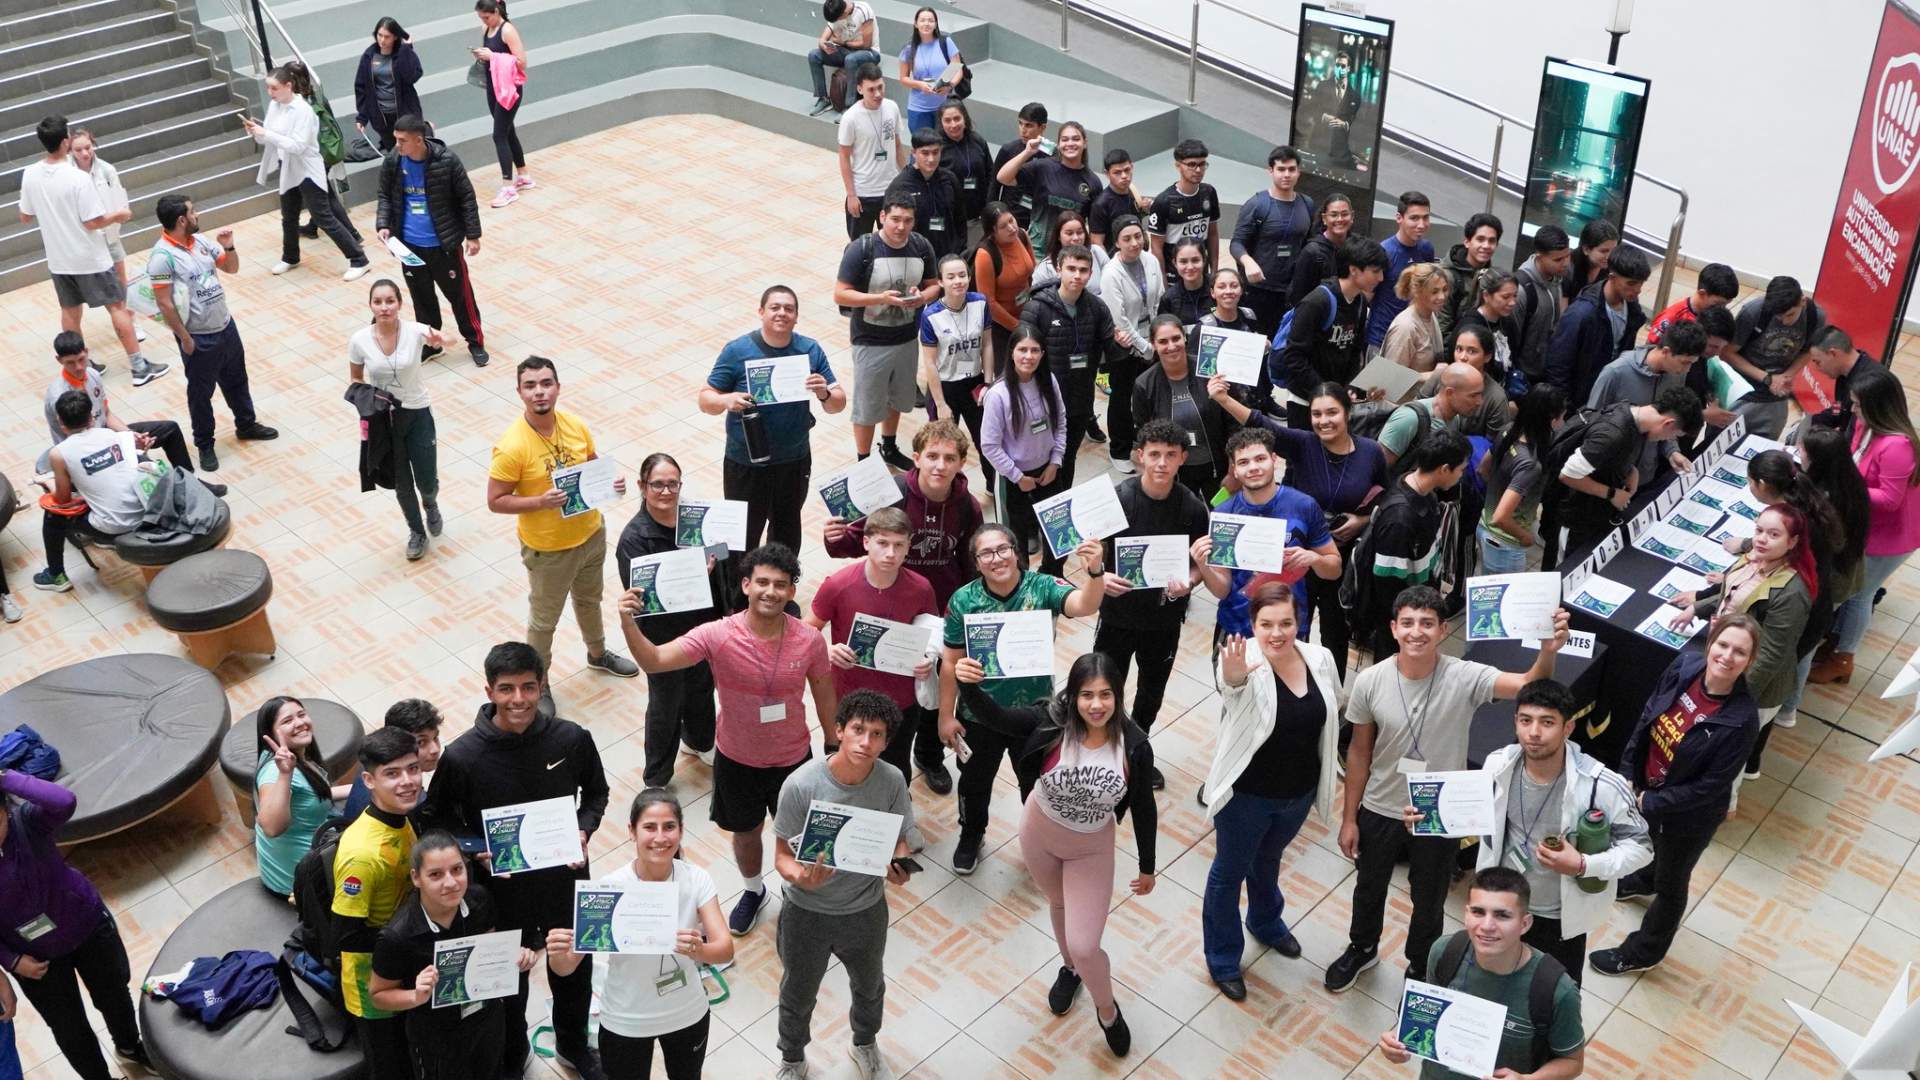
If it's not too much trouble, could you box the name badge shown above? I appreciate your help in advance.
[460,1001,484,1019]
[928,216,946,232]
[1187,430,1199,446]
[1273,244,1294,260]
[874,149,888,159]
[1028,416,1049,434]
[759,702,786,724]
[962,178,977,190]
[1068,352,1089,369]
[15,914,55,941]
[1397,757,1426,775]
[655,964,689,996]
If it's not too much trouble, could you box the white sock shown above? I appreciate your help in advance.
[741,877,765,896]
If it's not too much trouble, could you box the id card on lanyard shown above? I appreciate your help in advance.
[758,621,792,723]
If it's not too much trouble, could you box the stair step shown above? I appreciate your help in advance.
[0,7,180,67]
[0,28,199,104]
[0,53,216,135]
[0,109,252,199]
[0,0,151,44]
[0,180,278,292]
[0,82,239,170]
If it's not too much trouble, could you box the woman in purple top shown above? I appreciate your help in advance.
[0,770,148,1078]
[980,324,1068,576]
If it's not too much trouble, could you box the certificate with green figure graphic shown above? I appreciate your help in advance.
[481,796,582,874]
[431,930,520,1008]
[848,613,933,676]
[1193,326,1264,385]
[1031,474,1129,558]
[794,799,904,876]
[1114,534,1188,589]
[627,547,713,616]
[571,880,677,954]
[962,610,1053,679]
[1463,572,1558,642]
[1406,770,1495,837]
[743,355,810,404]
[1398,979,1505,1077]
[674,498,748,552]
[1205,512,1290,573]
[816,453,902,523]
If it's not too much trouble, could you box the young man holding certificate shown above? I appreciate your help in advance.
[1378,868,1585,1080]
[807,506,943,789]
[331,728,425,1079]
[1208,428,1341,646]
[771,691,916,1080]
[1360,428,1469,659]
[1325,585,1571,995]
[415,643,611,1080]
[823,418,984,612]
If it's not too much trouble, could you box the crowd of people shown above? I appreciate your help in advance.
[5,2,1920,1079]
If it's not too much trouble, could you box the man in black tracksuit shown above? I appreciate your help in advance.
[1019,245,1119,479]
[886,128,966,258]
[417,642,610,1080]
[375,114,488,366]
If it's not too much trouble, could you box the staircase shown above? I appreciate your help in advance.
[0,0,276,292]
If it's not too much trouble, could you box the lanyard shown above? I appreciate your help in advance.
[755,615,790,702]
[1396,663,1439,761]
[1510,769,1563,856]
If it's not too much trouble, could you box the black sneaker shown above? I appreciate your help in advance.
[470,346,491,367]
[422,344,445,362]
[920,761,952,795]
[116,1042,153,1069]
[1084,417,1108,444]
[298,223,320,239]
[728,887,768,936]
[424,501,444,537]
[406,530,428,561]
[1323,944,1377,992]
[1046,965,1082,1014]
[1588,947,1658,976]
[554,1046,608,1080]
[1150,765,1165,791]
[880,443,914,472]
[951,833,981,875]
[1099,1005,1131,1056]
[1614,880,1654,903]
[198,446,219,472]
[1260,930,1303,958]
[1213,975,1246,1001]
[235,422,279,441]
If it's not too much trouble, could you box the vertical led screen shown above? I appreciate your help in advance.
[1288,4,1394,233]
[1517,58,1652,250]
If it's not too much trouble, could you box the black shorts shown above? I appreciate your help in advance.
[52,269,124,308]
[709,747,809,832]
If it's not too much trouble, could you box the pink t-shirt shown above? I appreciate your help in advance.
[679,613,830,767]
[810,562,939,708]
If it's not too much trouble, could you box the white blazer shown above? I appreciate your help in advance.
[1101,251,1165,360]
[1203,639,1344,828]
[253,95,326,193]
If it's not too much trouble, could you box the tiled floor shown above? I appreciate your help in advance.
[3,114,1918,1079]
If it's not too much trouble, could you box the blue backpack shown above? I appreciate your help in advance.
[1266,283,1338,386]
[169,950,280,1029]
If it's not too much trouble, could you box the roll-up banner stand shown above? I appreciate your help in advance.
[1287,4,1394,236]
[1516,57,1652,266]
[1812,0,1920,387]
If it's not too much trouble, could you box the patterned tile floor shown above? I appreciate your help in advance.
[3,114,1919,1079]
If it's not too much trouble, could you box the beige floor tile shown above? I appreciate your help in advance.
[1614,927,1814,1076]
[1740,788,1915,914]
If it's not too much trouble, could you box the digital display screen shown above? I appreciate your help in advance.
[1287,5,1395,232]
[1518,58,1652,243]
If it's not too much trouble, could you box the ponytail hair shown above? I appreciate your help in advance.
[1748,448,1843,582]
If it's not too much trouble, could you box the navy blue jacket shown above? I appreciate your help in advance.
[1618,651,1759,832]
[352,42,424,128]
[1545,281,1646,409]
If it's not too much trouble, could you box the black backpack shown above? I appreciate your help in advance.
[937,35,973,100]
[1430,930,1568,1070]
[1541,406,1609,510]
[1352,400,1430,478]
[1336,508,1381,619]
[276,818,352,1051]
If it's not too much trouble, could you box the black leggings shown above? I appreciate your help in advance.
[599,1014,711,1080]
[940,375,993,489]
[1303,569,1351,680]
[486,90,524,181]
[13,908,141,1080]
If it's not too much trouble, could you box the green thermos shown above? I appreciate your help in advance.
[1572,807,1610,894]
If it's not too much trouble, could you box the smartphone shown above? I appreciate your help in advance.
[1037,137,1057,156]
[953,733,973,765]
[457,836,486,855]
[890,857,924,875]
[703,542,729,561]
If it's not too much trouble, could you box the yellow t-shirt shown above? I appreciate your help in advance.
[331,811,416,1018]
[490,410,600,551]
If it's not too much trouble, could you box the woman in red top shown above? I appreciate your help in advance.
[972,201,1035,368]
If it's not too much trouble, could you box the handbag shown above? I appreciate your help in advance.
[308,87,347,170]
[466,57,489,89]
[937,36,972,101]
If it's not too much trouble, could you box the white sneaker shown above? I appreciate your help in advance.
[343,263,371,282]
[775,1059,810,1080]
[1,595,22,623]
[1774,711,1797,728]
[490,185,518,208]
[270,260,296,275]
[1111,457,1136,475]
[848,1042,892,1080]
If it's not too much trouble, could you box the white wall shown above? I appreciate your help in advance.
[1076,0,1881,284]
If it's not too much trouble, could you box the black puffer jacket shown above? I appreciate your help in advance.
[375,137,481,250]
[1019,281,1118,417]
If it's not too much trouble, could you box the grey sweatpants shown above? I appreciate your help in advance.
[776,898,888,1062]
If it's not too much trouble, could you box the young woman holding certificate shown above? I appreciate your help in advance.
[1131,315,1233,499]
[545,791,730,1079]
[954,652,1157,1057]
[979,325,1068,575]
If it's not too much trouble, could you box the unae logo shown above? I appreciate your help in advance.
[1873,51,1920,195]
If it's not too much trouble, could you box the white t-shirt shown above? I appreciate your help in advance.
[56,427,147,534]
[919,294,987,381]
[83,158,128,244]
[1036,734,1128,833]
[838,100,903,198]
[594,861,716,1040]
[349,321,433,409]
[18,160,111,275]
[827,1,876,48]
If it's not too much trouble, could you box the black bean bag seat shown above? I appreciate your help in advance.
[115,499,232,566]
[147,550,273,633]
[0,471,14,534]
[140,880,363,1080]
[0,654,228,843]
[220,700,366,794]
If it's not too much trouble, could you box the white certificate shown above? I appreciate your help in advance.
[1680,536,1740,575]
[1708,512,1756,545]
[1649,566,1708,602]
[1352,352,1424,403]
[1406,770,1496,838]
[675,498,748,552]
[1398,979,1509,1078]
[430,929,521,1008]
[1564,574,1633,619]
[1464,572,1559,641]
[1032,474,1130,558]
[1664,499,1723,537]
[1708,454,1751,488]
[481,796,583,874]
[1634,521,1704,564]
[1633,607,1705,650]
[848,613,934,676]
[627,547,713,617]
[743,355,812,404]
[383,234,425,268]
[793,799,905,877]
[962,610,1054,679]
[1194,326,1266,386]
[817,454,903,523]
[1114,534,1190,590]
[550,457,620,519]
[1729,433,1786,460]
[571,880,677,954]
[1206,512,1290,573]
[1685,478,1748,514]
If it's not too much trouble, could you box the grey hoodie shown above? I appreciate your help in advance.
[1586,345,1680,478]
[1512,255,1564,379]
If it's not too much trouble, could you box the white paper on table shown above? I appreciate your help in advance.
[793,799,905,876]
[1707,454,1751,488]
[1194,326,1266,385]
[1707,512,1756,545]
[674,498,749,552]
[1730,433,1786,460]
[1114,534,1190,590]
[1783,963,1920,1078]
[1726,490,1769,522]
[1632,607,1705,650]
[1634,521,1703,564]
[430,929,521,1008]
[1352,352,1424,403]
[1464,572,1560,641]
[1649,566,1708,602]
[1680,536,1739,575]
[848,613,934,676]
[1406,770,1496,837]
[1522,629,1595,658]
[1685,478,1748,514]
[743,355,812,404]
[547,457,620,519]
[1398,979,1508,1078]
[1564,574,1633,618]
[481,795,583,874]
[627,547,714,616]
[962,610,1054,678]
[571,880,677,954]
[1032,473,1130,558]
[1664,499,1724,537]
[817,453,904,522]
[1206,512,1290,573]
[383,234,426,267]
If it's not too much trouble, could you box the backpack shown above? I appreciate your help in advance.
[1266,283,1338,387]
[1541,405,1608,510]
[1353,400,1430,475]
[1430,930,1568,1071]
[829,68,852,112]
[1336,508,1381,619]
[937,35,973,100]
[276,818,352,1052]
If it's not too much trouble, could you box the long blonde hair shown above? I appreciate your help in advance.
[1395,261,1449,303]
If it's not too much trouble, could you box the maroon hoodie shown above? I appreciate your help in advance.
[824,469,983,610]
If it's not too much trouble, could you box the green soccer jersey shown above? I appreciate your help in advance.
[944,570,1076,715]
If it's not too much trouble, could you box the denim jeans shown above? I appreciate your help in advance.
[1202,788,1315,980]
[1834,552,1909,653]
[808,47,882,98]
[1476,523,1530,573]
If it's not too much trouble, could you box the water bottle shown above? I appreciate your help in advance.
[1572,808,1610,894]
[741,407,772,464]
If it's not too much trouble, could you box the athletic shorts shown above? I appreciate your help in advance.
[52,269,124,309]
[849,340,919,425]
[709,747,810,832]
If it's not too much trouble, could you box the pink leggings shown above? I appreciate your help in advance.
[1019,796,1118,1012]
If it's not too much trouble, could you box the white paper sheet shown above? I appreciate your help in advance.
[1032,474,1130,558]
[743,355,812,404]
[962,610,1054,678]
[1206,512,1290,573]
[430,929,521,1008]
[482,796,583,874]
[1407,770,1496,837]
[1398,979,1508,1078]
[1194,326,1266,385]
[1634,521,1704,564]
[571,880,678,954]
[1352,353,1425,403]
[1114,534,1190,590]
[817,454,904,522]
[550,457,620,518]
[674,498,749,552]
[1649,566,1708,602]
[793,799,906,877]
[1464,572,1560,641]
[1632,607,1705,650]
[1565,574,1633,619]
[627,547,714,616]
[848,613,934,676]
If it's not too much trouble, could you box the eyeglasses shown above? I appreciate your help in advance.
[1178,159,1209,169]
[645,481,682,493]
[974,544,1017,562]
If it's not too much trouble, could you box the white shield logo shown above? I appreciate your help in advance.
[1872,51,1920,195]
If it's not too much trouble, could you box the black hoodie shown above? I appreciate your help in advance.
[417,702,609,925]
